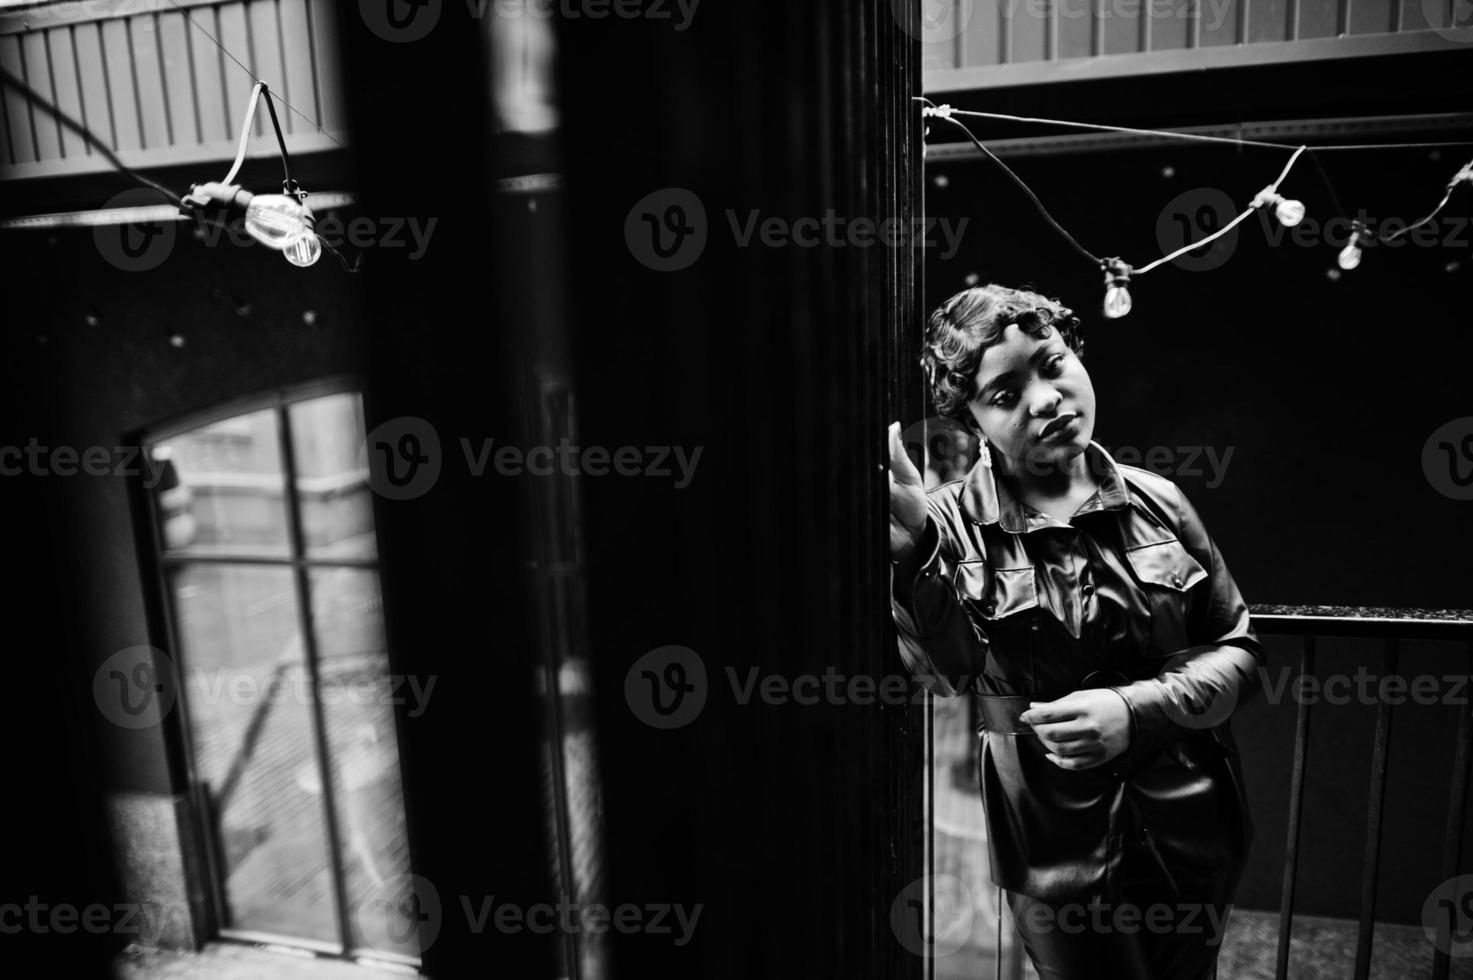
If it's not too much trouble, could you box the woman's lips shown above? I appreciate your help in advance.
[1039,413,1080,439]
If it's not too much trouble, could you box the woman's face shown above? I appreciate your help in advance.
[965,321,1096,473]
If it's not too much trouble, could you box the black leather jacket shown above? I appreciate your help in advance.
[891,441,1263,900]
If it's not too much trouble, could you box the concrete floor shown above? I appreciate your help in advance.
[113,943,423,980]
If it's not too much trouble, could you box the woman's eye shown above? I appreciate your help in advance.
[990,390,1017,407]
[1043,352,1067,374]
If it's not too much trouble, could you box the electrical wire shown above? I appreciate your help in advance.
[921,100,1310,279]
[1379,160,1473,243]
[912,100,1473,153]
[0,65,182,207]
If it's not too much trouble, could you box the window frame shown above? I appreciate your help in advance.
[129,376,415,966]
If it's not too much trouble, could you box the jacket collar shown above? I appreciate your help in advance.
[959,440,1131,533]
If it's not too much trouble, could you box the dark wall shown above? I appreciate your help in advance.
[0,200,365,973]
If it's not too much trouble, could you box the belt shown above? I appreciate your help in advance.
[976,670,1130,736]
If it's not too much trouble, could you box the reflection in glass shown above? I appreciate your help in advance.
[290,393,377,560]
[152,410,289,556]
[307,568,413,956]
[170,564,338,943]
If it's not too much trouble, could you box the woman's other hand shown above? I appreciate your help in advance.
[888,421,928,561]
[1019,690,1133,771]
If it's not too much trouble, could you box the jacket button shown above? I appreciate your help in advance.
[1082,583,1095,596]
[1170,574,1182,587]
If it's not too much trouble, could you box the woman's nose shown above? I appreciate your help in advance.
[1027,385,1062,418]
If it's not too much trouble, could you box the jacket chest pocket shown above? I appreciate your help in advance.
[1125,538,1207,656]
[954,560,1040,685]
[955,560,1040,621]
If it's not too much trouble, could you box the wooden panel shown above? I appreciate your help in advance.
[21,29,60,160]
[245,0,283,134]
[215,3,256,138]
[1247,0,1291,41]
[99,18,139,151]
[1104,0,1142,52]
[188,5,228,143]
[1350,0,1395,33]
[1298,0,1341,37]
[1008,0,1049,61]
[1199,0,1242,44]
[0,34,34,163]
[1057,0,1094,57]
[308,0,345,132]
[46,26,87,157]
[130,13,170,148]
[157,11,198,146]
[1399,0,1436,31]
[73,22,109,153]
[961,0,1002,66]
[1150,0,1193,49]
[279,0,317,134]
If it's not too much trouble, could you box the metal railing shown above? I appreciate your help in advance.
[1250,605,1473,980]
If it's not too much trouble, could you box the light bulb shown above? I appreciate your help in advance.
[283,209,321,267]
[243,194,312,250]
[1100,257,1133,320]
[1274,197,1305,227]
[1253,187,1306,227]
[1337,220,1367,271]
[1103,284,1132,319]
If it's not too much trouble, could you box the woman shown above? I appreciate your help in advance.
[888,284,1263,979]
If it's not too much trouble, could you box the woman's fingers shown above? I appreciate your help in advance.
[888,422,923,486]
[1046,750,1105,771]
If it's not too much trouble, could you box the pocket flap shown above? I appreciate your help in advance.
[1126,539,1208,592]
[955,560,1039,619]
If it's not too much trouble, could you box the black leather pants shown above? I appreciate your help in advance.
[1005,851,1240,980]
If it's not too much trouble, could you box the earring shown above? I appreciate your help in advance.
[977,437,993,468]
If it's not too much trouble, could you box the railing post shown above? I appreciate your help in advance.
[1275,635,1315,980]
[1431,641,1473,980]
[1352,638,1400,980]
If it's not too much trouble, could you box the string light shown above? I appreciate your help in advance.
[916,99,1471,311]
[920,101,1308,319]
[1101,258,1133,320]
[1252,186,1305,227]
[1337,220,1370,271]
[178,82,321,267]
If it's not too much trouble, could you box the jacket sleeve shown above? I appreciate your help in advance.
[890,492,988,697]
[1110,485,1264,756]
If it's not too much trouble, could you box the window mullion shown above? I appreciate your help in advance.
[276,400,356,956]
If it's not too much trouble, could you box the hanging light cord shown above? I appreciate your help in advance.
[1378,160,1473,243]
[220,81,301,199]
[918,99,1308,279]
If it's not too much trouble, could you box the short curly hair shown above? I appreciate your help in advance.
[921,284,1085,427]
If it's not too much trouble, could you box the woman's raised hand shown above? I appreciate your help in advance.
[888,422,928,561]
